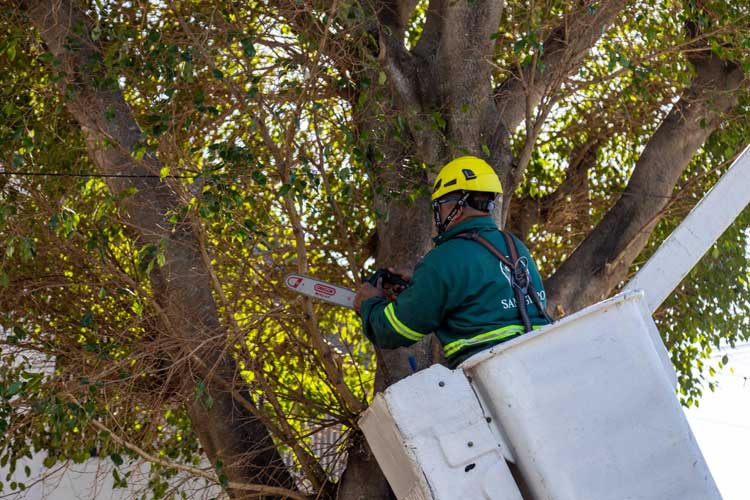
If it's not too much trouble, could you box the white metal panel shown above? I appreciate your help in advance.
[634,287,678,388]
[359,365,522,500]
[359,396,432,500]
[625,145,750,313]
[462,291,721,500]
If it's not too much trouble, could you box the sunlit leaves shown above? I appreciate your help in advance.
[2,0,750,496]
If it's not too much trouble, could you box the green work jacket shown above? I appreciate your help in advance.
[360,216,550,368]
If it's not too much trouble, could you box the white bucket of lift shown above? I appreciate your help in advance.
[359,365,522,500]
[461,290,720,500]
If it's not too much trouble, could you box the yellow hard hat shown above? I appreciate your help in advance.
[431,156,503,201]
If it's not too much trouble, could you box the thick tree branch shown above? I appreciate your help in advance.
[378,28,444,161]
[495,0,628,133]
[412,0,505,156]
[545,50,746,316]
[508,140,599,239]
[18,0,294,494]
[496,0,627,212]
[374,0,420,38]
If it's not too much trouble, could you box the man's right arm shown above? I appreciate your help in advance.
[359,261,447,349]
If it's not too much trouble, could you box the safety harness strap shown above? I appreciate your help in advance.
[499,229,553,325]
[456,230,553,331]
[433,192,471,235]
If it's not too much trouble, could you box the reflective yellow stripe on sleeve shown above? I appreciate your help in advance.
[384,303,426,342]
[443,324,543,358]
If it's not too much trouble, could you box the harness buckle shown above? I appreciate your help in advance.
[512,258,530,293]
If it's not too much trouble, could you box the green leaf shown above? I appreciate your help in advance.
[12,326,27,340]
[20,238,36,262]
[6,381,23,397]
[11,153,24,168]
[218,473,229,488]
[356,92,368,109]
[131,299,143,316]
[80,311,94,327]
[132,144,146,160]
[182,61,194,82]
[241,38,256,58]
[5,237,15,258]
[378,71,387,85]
[110,453,124,466]
[112,468,127,489]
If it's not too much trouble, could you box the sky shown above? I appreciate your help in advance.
[685,343,750,500]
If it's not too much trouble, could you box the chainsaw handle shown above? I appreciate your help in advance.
[365,269,410,289]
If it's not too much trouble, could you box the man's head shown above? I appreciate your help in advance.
[431,156,503,234]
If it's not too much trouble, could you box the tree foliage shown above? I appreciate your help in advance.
[0,0,749,498]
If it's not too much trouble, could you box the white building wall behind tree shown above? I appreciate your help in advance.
[685,343,750,500]
[0,455,221,499]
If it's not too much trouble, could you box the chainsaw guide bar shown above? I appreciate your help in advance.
[284,274,356,309]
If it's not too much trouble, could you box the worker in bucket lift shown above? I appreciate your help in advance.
[354,156,553,369]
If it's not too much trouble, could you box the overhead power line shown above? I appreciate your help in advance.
[0,170,198,179]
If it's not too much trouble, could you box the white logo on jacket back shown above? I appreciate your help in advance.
[498,261,546,310]
[499,261,512,287]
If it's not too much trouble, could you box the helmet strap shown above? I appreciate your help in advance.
[467,193,498,212]
[433,191,470,235]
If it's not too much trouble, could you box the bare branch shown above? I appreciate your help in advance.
[495,0,628,132]
[508,140,599,239]
[87,419,307,500]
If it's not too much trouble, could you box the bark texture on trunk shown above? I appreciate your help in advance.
[335,432,392,500]
[19,1,293,496]
[545,53,746,316]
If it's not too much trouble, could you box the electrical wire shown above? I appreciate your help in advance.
[688,415,750,431]
[0,170,198,179]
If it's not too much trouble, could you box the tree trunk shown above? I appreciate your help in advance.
[19,0,293,495]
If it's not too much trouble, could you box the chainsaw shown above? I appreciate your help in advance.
[286,270,417,372]
[284,269,408,309]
